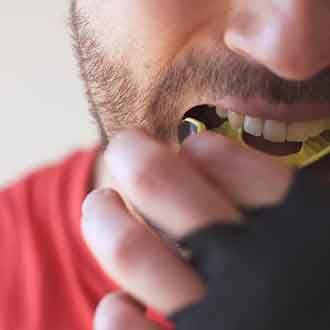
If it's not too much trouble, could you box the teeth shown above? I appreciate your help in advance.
[263,120,287,143]
[287,122,310,142]
[224,110,330,143]
[244,116,264,137]
[228,111,244,129]
[287,120,325,142]
[216,106,228,119]
[308,120,328,137]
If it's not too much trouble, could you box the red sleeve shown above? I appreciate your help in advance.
[0,189,18,326]
[0,148,117,330]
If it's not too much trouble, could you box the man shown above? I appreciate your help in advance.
[1,0,330,329]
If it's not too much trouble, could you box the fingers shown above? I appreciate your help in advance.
[105,128,241,239]
[82,189,206,315]
[94,292,160,330]
[181,132,294,208]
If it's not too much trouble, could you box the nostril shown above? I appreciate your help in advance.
[225,11,330,82]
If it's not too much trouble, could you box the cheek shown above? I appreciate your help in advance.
[129,0,228,55]
[81,0,216,77]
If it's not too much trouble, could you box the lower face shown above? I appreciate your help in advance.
[70,0,330,173]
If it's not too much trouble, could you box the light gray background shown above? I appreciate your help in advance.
[0,1,98,187]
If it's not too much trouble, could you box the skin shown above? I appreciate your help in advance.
[70,0,330,328]
[83,130,294,329]
[70,0,330,144]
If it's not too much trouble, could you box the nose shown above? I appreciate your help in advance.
[224,1,330,80]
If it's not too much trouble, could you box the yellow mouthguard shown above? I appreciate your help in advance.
[182,118,330,168]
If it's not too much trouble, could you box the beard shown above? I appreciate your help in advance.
[69,2,330,149]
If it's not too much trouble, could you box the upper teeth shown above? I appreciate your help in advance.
[216,106,330,143]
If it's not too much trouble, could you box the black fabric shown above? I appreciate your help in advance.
[170,171,330,330]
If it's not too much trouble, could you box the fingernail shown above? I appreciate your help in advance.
[81,189,115,254]
[82,189,111,218]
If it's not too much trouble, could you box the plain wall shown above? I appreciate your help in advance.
[0,1,99,187]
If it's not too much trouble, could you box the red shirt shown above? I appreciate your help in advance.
[0,148,172,329]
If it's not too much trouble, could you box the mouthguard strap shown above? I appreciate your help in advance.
[182,118,330,168]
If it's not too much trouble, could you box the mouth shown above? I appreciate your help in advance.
[179,102,330,158]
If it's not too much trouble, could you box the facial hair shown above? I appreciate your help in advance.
[69,2,330,148]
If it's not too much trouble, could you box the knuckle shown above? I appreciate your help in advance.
[110,227,146,275]
[94,294,138,330]
[130,149,171,195]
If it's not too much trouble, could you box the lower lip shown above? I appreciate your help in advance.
[216,96,330,123]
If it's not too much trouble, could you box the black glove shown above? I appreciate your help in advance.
[170,171,330,330]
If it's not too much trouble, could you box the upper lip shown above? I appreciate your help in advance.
[216,96,330,123]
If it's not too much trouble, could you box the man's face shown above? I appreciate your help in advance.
[70,0,330,155]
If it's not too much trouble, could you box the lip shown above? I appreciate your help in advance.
[216,97,330,123]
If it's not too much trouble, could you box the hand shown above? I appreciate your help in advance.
[82,128,293,330]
